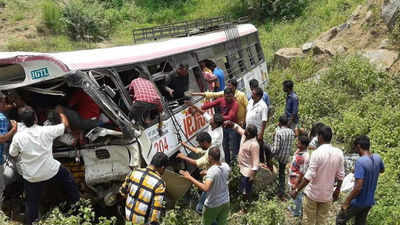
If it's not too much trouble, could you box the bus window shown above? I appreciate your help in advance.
[247,46,256,66]
[255,43,264,62]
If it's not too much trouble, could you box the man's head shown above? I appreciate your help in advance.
[18,106,37,127]
[227,79,238,92]
[150,152,169,175]
[196,132,212,150]
[282,80,294,93]
[317,125,332,144]
[297,134,310,151]
[47,110,61,125]
[244,124,258,139]
[223,88,235,104]
[352,135,370,155]
[176,64,189,77]
[206,61,217,70]
[251,87,264,102]
[207,146,221,164]
[278,114,289,127]
[310,122,325,138]
[210,113,224,129]
[249,79,259,90]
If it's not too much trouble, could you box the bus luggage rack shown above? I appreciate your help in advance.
[132,16,249,43]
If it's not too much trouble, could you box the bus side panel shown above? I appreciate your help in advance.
[141,100,212,165]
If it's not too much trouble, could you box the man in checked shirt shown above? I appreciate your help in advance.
[120,152,168,225]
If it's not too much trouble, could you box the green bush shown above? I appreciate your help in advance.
[42,0,64,33]
[389,16,400,45]
[61,0,111,41]
[262,0,309,19]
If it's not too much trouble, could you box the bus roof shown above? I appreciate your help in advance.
[0,24,257,72]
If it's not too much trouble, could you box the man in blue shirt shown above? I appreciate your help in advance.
[336,135,384,225]
[248,79,270,107]
[283,80,298,129]
[208,61,225,91]
[0,96,18,209]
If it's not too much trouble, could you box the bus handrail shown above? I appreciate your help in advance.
[132,16,249,43]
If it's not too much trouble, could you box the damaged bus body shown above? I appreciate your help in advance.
[0,22,268,207]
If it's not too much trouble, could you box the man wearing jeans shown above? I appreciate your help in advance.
[180,147,231,225]
[290,125,345,225]
[200,88,239,164]
[272,115,295,200]
[9,107,80,225]
[282,80,299,130]
[336,135,384,225]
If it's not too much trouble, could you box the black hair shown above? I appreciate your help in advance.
[279,114,289,126]
[310,122,325,138]
[47,110,61,124]
[196,132,212,144]
[205,60,216,70]
[298,134,310,147]
[213,113,224,127]
[227,79,238,88]
[249,79,259,89]
[353,135,370,150]
[283,80,294,90]
[208,146,221,162]
[318,125,333,143]
[151,152,169,168]
[18,107,36,127]
[224,87,234,95]
[253,87,264,98]
[246,124,258,139]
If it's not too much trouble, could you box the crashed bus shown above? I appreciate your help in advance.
[0,22,268,209]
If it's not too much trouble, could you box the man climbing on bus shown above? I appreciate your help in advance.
[199,88,239,164]
[129,76,163,129]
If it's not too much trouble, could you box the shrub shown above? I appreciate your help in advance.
[262,0,309,19]
[61,0,111,41]
[42,0,64,33]
[389,16,400,45]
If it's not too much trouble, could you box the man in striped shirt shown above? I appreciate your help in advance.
[272,115,295,200]
[120,152,168,225]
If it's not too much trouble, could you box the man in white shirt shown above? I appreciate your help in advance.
[246,87,268,164]
[9,106,80,225]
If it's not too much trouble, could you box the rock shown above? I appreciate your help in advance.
[273,48,305,68]
[379,39,391,49]
[362,49,399,71]
[382,0,400,29]
[365,10,374,23]
[307,67,330,83]
[312,41,347,57]
[254,166,277,194]
[349,5,364,22]
[0,2,5,8]
[302,42,314,52]
[338,23,350,32]
[318,27,339,42]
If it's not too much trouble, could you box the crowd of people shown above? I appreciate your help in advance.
[0,60,385,225]
[121,74,385,225]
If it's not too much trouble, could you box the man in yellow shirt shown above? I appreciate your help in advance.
[192,79,248,127]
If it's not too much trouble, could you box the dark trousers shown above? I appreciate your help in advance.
[130,101,159,128]
[278,162,286,196]
[336,205,371,225]
[23,166,80,225]
[222,128,241,165]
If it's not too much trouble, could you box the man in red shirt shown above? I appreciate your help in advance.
[201,88,239,164]
[129,77,163,128]
[68,89,100,120]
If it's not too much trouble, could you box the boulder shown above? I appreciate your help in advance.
[382,0,400,29]
[379,39,391,49]
[302,42,314,52]
[318,27,339,42]
[312,41,347,57]
[362,49,399,71]
[273,48,305,68]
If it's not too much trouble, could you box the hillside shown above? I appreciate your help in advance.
[1,0,400,225]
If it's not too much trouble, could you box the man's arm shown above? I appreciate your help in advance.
[60,113,70,129]
[342,178,363,209]
[271,132,281,155]
[177,153,200,167]
[258,121,267,142]
[0,120,17,143]
[201,98,220,111]
[180,170,213,192]
[181,142,204,154]
[232,122,245,136]
[119,172,131,198]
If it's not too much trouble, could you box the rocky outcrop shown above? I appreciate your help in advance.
[362,49,399,71]
[382,0,400,29]
[273,48,305,68]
